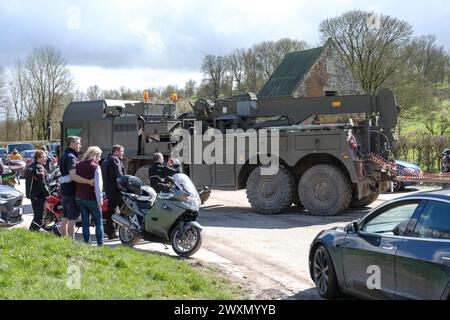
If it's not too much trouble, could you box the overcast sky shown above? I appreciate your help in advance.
[1,0,449,92]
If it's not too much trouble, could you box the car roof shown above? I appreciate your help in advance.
[395,160,420,168]
[397,189,450,202]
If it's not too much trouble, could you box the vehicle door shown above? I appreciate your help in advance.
[395,200,450,300]
[342,200,421,299]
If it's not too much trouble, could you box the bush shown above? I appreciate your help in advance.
[393,131,450,172]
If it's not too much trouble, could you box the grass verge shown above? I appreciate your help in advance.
[0,228,246,300]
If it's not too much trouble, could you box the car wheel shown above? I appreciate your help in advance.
[312,245,339,299]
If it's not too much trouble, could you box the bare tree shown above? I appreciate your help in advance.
[184,79,197,98]
[23,46,74,139]
[10,63,30,140]
[86,85,103,100]
[243,49,260,93]
[0,66,7,111]
[408,35,450,85]
[201,55,226,99]
[226,48,246,94]
[320,10,413,94]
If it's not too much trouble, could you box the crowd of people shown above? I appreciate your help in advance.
[25,135,179,247]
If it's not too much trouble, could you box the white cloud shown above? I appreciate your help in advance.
[1,0,449,91]
[70,65,202,92]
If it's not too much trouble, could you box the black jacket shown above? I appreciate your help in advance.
[0,158,3,176]
[25,162,49,199]
[101,154,125,196]
[148,164,177,193]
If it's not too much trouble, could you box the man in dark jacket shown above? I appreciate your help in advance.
[59,136,94,239]
[101,145,125,239]
[148,153,177,193]
[25,150,50,231]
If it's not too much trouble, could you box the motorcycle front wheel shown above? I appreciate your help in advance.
[118,226,141,247]
[171,223,202,257]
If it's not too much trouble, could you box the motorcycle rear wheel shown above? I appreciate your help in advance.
[118,226,141,247]
[171,224,202,257]
[41,212,57,231]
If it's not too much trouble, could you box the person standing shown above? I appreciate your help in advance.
[8,149,23,183]
[39,145,56,173]
[75,146,104,246]
[25,150,50,231]
[101,145,125,239]
[59,136,94,239]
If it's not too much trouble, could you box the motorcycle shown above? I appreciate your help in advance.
[442,149,450,189]
[42,168,110,232]
[1,160,26,187]
[112,173,203,257]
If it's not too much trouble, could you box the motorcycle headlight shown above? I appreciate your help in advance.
[186,196,200,210]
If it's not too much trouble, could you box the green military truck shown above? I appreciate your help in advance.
[61,89,399,216]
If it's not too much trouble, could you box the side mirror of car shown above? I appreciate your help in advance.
[346,221,360,234]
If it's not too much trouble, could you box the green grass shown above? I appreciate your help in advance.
[0,229,246,300]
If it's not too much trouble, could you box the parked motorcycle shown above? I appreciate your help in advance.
[42,168,110,231]
[1,160,26,187]
[112,173,203,257]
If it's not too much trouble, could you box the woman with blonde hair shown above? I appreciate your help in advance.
[75,146,104,246]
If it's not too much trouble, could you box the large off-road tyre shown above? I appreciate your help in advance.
[349,190,380,208]
[135,166,151,186]
[246,166,295,215]
[171,224,203,257]
[118,226,141,247]
[298,165,351,216]
[312,245,340,299]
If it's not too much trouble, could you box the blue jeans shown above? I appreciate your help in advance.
[75,199,103,246]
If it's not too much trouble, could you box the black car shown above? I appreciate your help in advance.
[0,185,24,227]
[309,189,450,300]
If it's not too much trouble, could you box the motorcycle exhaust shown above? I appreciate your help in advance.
[112,214,134,230]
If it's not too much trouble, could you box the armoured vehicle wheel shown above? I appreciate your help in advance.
[350,190,379,208]
[118,226,141,247]
[246,166,295,215]
[171,223,202,257]
[299,165,351,216]
[135,166,151,186]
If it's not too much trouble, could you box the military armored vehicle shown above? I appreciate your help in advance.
[62,89,399,216]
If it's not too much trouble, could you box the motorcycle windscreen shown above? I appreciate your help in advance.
[173,174,199,197]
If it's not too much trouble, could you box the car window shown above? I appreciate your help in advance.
[412,201,450,240]
[362,202,420,235]
[7,144,34,154]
